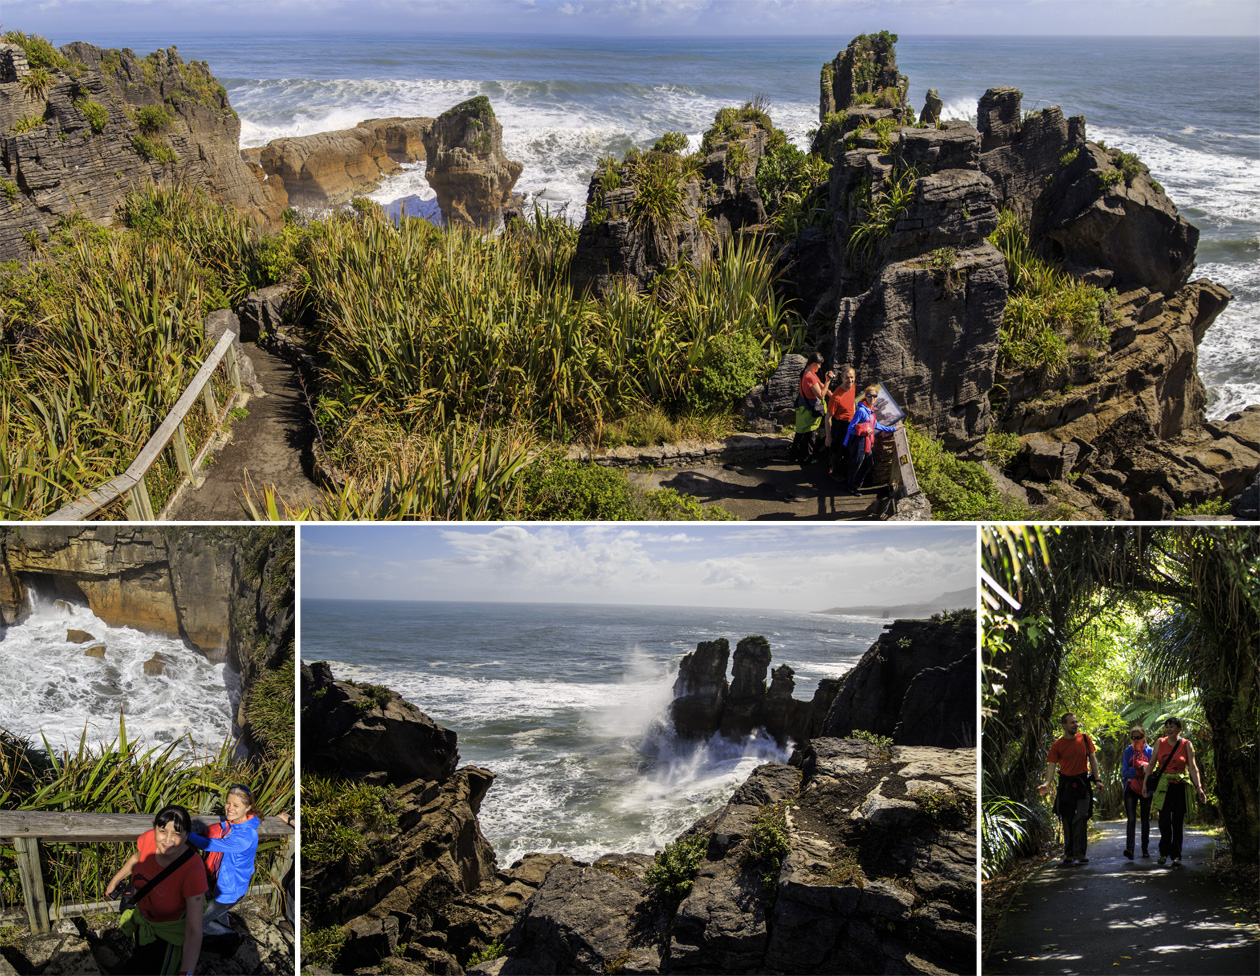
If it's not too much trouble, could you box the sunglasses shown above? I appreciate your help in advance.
[1131,733,1145,739]
[229,783,254,797]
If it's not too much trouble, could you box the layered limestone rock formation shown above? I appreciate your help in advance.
[819,31,911,123]
[669,635,838,745]
[494,742,974,976]
[250,117,432,209]
[820,614,975,749]
[669,614,974,751]
[0,525,294,753]
[302,661,460,785]
[760,35,1253,517]
[570,114,769,297]
[421,97,523,230]
[0,42,284,260]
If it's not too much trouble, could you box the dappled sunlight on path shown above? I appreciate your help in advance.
[986,820,1258,974]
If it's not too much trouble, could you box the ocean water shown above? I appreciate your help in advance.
[0,592,239,755]
[54,31,1259,417]
[302,598,893,863]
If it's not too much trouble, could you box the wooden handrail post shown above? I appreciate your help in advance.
[269,835,295,915]
[14,837,50,934]
[225,342,242,396]
[125,476,156,521]
[173,422,195,481]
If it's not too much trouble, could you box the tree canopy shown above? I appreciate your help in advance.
[982,525,1258,874]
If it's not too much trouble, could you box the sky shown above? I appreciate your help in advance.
[4,0,1257,38]
[299,523,977,611]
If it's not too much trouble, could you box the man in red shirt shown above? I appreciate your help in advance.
[1038,712,1101,865]
[824,363,856,483]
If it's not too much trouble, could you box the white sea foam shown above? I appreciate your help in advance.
[0,596,237,754]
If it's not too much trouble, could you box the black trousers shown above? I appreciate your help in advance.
[121,936,182,975]
[848,438,874,491]
[1058,786,1091,858]
[1157,781,1188,859]
[1124,786,1152,852]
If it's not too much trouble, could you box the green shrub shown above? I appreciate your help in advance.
[988,208,1110,376]
[725,140,750,174]
[653,131,689,154]
[1114,151,1145,186]
[645,834,708,908]
[468,941,506,965]
[2,30,71,71]
[1173,497,1233,517]
[75,99,107,133]
[984,429,1022,470]
[906,423,1037,521]
[1058,149,1079,168]
[301,774,397,870]
[131,134,177,165]
[1,180,18,204]
[686,330,767,413]
[1095,168,1124,192]
[21,66,53,101]
[909,787,975,828]
[629,153,688,256]
[302,926,347,969]
[134,105,172,134]
[852,729,894,754]
[742,803,791,895]
[12,116,48,134]
[242,657,295,757]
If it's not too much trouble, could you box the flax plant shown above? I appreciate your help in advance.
[1,184,260,518]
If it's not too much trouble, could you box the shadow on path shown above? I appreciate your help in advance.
[170,343,323,520]
[629,455,882,520]
[986,820,1259,974]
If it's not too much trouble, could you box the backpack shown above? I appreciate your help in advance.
[204,820,228,882]
[1127,745,1150,794]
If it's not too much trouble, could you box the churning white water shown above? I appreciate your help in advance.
[0,593,238,755]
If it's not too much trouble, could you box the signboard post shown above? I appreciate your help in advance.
[892,426,920,498]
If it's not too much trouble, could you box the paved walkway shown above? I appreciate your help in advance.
[986,820,1259,975]
[169,343,324,520]
[629,456,882,520]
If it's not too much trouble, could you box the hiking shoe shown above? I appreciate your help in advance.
[1124,849,1134,859]
[1158,854,1167,864]
[1060,858,1073,867]
[1142,846,1149,857]
[1075,857,1089,863]
[1171,858,1181,868]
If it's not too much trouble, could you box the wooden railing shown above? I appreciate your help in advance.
[0,810,294,934]
[47,330,245,522]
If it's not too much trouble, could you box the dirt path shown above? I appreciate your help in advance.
[169,343,324,520]
[986,820,1259,974]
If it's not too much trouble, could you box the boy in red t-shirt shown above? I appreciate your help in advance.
[1038,712,1100,864]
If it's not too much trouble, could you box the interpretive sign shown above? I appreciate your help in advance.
[869,384,905,427]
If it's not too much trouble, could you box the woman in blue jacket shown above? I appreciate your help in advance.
[1121,726,1154,858]
[188,784,261,939]
[845,386,900,494]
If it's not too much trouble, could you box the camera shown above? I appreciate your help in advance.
[111,882,138,912]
